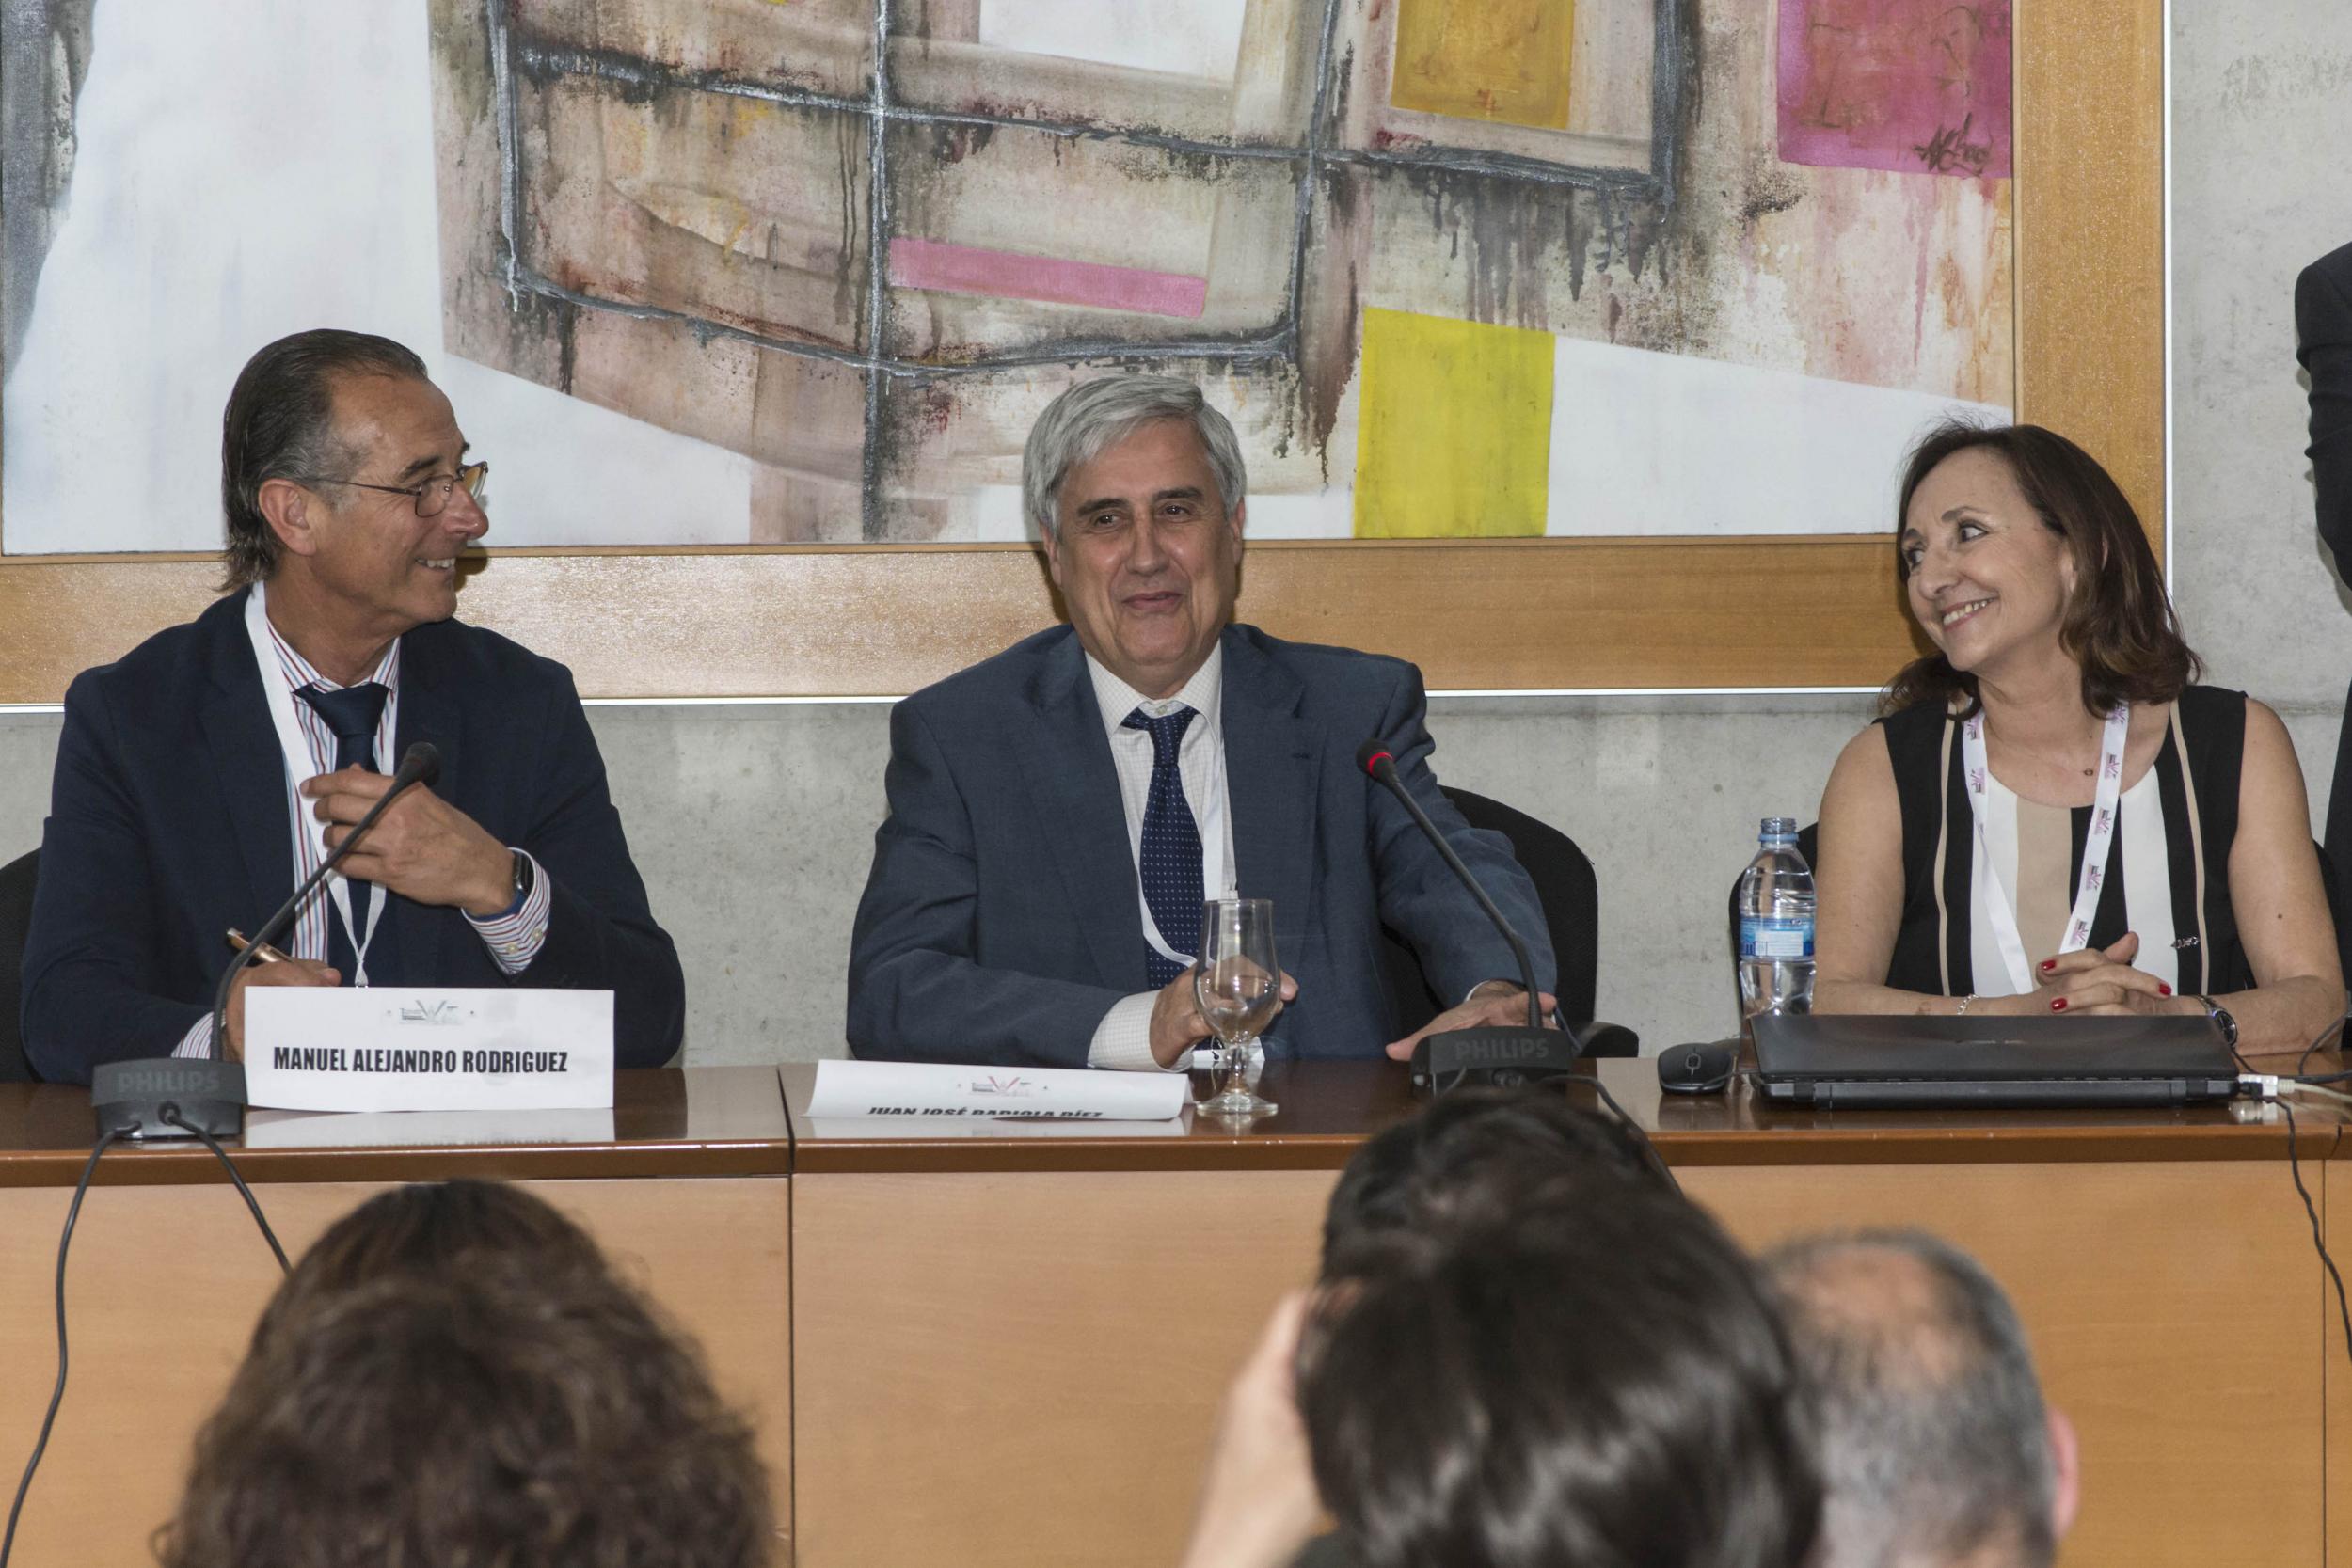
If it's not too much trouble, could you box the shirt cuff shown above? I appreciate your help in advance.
[466,848,552,975]
[173,1014,214,1059]
[1087,990,1191,1072]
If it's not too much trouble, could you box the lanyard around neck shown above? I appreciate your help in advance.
[243,585,389,985]
[1960,705,2132,994]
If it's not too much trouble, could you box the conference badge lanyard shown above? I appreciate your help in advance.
[243,585,389,985]
[1959,705,2130,995]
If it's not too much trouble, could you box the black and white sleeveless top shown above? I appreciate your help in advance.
[1877,687,2251,997]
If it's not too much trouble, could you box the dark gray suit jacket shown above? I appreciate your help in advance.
[2297,241,2352,980]
[846,623,1554,1067]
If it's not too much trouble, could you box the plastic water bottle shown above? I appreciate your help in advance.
[1738,817,1815,1022]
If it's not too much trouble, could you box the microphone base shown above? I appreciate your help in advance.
[1410,1026,1584,1095]
[91,1058,247,1140]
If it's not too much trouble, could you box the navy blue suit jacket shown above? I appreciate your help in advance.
[21,590,685,1082]
[846,623,1554,1067]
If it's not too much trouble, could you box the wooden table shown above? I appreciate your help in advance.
[0,1068,794,1568]
[783,1057,2351,1568]
[0,1059,2343,1568]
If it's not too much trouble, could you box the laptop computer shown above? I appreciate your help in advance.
[1751,1012,2243,1109]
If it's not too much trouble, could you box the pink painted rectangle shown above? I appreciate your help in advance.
[888,238,1210,319]
[1777,0,2012,179]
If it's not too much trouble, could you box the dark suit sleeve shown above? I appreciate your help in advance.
[2297,251,2352,574]
[1363,663,1558,1006]
[21,673,208,1082]
[846,698,1128,1068]
[506,670,685,1069]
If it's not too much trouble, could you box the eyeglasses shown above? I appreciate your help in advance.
[296,460,489,518]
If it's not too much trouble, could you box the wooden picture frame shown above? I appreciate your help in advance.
[0,1,2159,703]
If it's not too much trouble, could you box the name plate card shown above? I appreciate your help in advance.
[245,988,614,1113]
[803,1060,1185,1121]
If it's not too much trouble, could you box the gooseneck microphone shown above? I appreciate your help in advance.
[208,740,444,1056]
[89,742,443,1140]
[1357,738,1583,1093]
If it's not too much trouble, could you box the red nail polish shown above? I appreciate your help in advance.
[2040,959,2057,973]
[2158,983,2171,997]
[2050,997,2067,1012]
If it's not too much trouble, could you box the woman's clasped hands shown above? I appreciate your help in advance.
[2008,931,2199,1017]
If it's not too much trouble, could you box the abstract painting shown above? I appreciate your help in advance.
[2,0,2013,554]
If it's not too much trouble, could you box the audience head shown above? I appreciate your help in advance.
[247,1178,609,1348]
[1318,1086,1669,1274]
[1885,418,2197,719]
[220,327,430,589]
[162,1181,774,1568]
[1025,374,1250,699]
[1299,1185,1820,1568]
[1764,1229,2078,1568]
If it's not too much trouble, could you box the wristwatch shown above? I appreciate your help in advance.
[2196,994,2239,1051]
[505,848,534,913]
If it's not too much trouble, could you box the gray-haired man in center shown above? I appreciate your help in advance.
[847,373,1556,1069]
[1764,1231,2082,1568]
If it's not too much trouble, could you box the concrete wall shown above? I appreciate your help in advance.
[5,0,2348,1061]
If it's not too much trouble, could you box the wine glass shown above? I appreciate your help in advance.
[1192,897,1279,1120]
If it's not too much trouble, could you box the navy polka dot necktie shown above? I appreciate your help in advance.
[297,682,390,983]
[1123,705,1202,989]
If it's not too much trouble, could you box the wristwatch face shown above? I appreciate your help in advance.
[512,850,533,899]
[2204,998,2238,1049]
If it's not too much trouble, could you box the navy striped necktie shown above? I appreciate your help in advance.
[1123,705,1202,989]
[297,682,389,983]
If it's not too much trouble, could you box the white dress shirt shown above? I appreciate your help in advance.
[1083,647,1239,1071]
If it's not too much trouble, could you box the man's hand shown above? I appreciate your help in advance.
[224,958,340,1061]
[1151,964,1300,1069]
[301,768,514,916]
[1384,981,1557,1061]
[1175,1289,1323,1568]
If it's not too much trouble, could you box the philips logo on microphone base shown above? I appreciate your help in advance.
[1446,1037,1550,1064]
[105,1066,230,1096]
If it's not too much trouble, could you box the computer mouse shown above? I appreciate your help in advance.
[1656,1038,1739,1096]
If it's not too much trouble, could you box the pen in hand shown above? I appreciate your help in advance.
[225,927,291,965]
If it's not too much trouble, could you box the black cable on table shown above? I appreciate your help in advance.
[162,1110,291,1275]
[2276,1099,2352,1370]
[0,1129,124,1568]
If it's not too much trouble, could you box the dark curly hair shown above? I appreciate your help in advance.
[159,1190,774,1568]
[1884,420,2199,719]
[245,1180,612,1352]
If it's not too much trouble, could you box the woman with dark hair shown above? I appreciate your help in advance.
[246,1179,611,1349]
[1813,420,2343,1053]
[159,1181,775,1568]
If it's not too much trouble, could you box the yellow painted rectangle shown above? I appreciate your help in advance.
[1390,0,1575,131]
[1353,308,1554,539]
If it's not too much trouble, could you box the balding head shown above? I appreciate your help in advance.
[1764,1231,2077,1568]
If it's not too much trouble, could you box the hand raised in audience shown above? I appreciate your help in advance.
[1176,1289,1323,1568]
[1384,980,1559,1060]
[301,768,515,916]
[224,958,341,1061]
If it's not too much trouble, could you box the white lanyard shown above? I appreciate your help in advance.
[243,587,388,985]
[1960,705,2131,993]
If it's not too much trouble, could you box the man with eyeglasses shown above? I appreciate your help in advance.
[20,329,685,1081]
